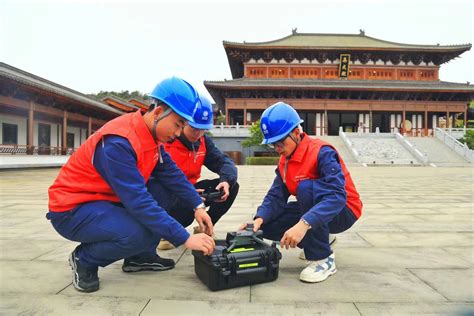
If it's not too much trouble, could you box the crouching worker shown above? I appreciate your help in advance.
[240,102,362,283]
[149,94,239,250]
[46,77,215,293]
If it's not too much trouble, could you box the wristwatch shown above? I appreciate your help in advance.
[301,218,312,229]
[194,203,206,212]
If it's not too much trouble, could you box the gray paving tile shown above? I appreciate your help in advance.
[0,261,71,295]
[358,232,473,247]
[251,268,446,303]
[0,294,148,315]
[0,239,67,260]
[409,268,474,302]
[356,302,474,315]
[142,299,359,316]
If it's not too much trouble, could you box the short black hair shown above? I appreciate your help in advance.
[148,99,169,113]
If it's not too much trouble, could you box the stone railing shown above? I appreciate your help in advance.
[440,128,473,140]
[395,133,429,165]
[0,145,77,155]
[434,128,474,163]
[339,129,361,163]
[210,124,251,137]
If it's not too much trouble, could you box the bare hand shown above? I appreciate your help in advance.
[280,220,310,249]
[196,188,205,202]
[184,233,215,255]
[215,181,230,202]
[194,207,214,236]
[238,217,263,232]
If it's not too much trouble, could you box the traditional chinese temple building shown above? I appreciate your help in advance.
[0,62,122,155]
[205,30,473,136]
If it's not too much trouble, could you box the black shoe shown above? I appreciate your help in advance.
[122,254,175,273]
[68,247,100,293]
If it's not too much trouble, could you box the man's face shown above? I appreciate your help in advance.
[182,125,206,143]
[270,130,299,157]
[153,108,187,143]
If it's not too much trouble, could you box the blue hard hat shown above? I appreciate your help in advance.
[260,102,304,144]
[149,77,199,122]
[189,94,214,130]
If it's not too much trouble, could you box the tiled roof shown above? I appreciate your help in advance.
[224,32,472,51]
[205,78,474,92]
[102,95,140,110]
[0,62,122,115]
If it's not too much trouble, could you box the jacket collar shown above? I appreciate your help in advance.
[131,110,159,150]
[287,133,310,163]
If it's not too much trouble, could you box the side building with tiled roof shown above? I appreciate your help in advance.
[0,62,124,155]
[205,30,473,136]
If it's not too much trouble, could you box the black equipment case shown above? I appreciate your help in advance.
[192,224,282,291]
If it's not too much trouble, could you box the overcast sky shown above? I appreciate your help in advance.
[1,0,473,101]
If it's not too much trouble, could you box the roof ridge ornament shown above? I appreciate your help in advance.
[292,28,298,35]
[359,29,365,36]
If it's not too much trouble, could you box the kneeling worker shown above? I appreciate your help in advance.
[46,77,215,293]
[240,102,362,283]
[149,94,239,249]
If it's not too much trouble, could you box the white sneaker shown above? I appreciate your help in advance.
[299,253,337,283]
[299,234,337,260]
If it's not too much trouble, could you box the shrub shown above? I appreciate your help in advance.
[458,130,474,150]
[246,156,279,165]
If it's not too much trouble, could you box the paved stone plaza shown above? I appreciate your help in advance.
[0,165,473,315]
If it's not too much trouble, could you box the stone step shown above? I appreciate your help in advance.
[406,137,469,165]
[346,135,420,165]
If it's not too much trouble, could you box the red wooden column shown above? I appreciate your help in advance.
[402,108,406,136]
[424,110,428,136]
[62,110,68,155]
[447,111,450,128]
[27,101,34,155]
[88,117,92,138]
[464,109,468,128]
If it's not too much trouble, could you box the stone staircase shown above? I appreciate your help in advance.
[315,135,357,163]
[406,137,470,166]
[345,134,421,165]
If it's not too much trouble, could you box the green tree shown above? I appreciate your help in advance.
[458,130,474,150]
[242,119,264,147]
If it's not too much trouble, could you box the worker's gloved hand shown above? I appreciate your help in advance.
[238,217,263,232]
[194,207,214,236]
[185,233,215,255]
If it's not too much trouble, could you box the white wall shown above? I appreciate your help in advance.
[0,114,87,148]
[0,114,27,145]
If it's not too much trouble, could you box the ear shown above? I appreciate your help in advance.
[293,127,301,137]
[152,105,164,118]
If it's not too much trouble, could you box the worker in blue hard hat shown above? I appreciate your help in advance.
[240,101,362,283]
[47,77,215,293]
[148,93,239,250]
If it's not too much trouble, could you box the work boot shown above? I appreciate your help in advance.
[299,234,337,260]
[299,253,337,283]
[68,246,100,293]
[157,238,175,251]
[122,254,175,272]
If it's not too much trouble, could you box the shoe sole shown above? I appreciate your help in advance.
[299,268,337,283]
[68,252,99,293]
[122,264,175,273]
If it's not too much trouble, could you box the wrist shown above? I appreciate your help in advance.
[194,203,206,212]
[300,219,312,230]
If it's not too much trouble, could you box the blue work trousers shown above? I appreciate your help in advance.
[261,180,357,260]
[46,201,162,268]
